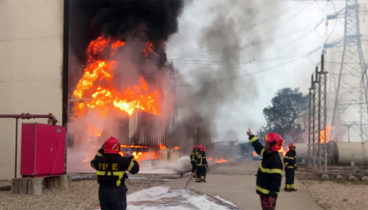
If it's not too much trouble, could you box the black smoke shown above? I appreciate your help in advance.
[68,0,184,93]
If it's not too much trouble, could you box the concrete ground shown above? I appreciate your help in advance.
[164,161,322,210]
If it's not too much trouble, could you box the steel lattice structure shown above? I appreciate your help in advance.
[308,58,328,171]
[329,0,368,142]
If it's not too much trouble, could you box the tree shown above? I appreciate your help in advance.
[261,88,309,142]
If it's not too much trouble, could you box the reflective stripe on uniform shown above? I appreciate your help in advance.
[96,152,103,156]
[259,164,283,175]
[250,136,258,143]
[285,162,289,166]
[287,166,294,169]
[127,159,136,172]
[285,184,295,189]
[260,148,265,157]
[256,185,270,194]
[284,156,295,159]
[96,170,126,186]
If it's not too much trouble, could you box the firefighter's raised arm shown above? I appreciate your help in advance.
[247,128,266,157]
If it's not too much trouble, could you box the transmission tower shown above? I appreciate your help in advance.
[328,0,368,142]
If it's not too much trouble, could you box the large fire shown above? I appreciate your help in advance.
[73,36,160,117]
[72,36,171,164]
[320,126,332,144]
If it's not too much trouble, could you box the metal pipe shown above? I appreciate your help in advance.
[0,113,59,178]
[0,113,58,125]
[318,66,322,170]
[15,118,18,178]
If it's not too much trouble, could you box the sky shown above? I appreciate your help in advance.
[166,0,368,142]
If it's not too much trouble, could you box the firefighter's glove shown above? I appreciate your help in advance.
[125,153,133,160]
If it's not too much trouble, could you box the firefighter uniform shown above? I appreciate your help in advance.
[284,150,297,191]
[195,150,207,182]
[91,150,139,210]
[249,135,283,210]
[190,148,198,173]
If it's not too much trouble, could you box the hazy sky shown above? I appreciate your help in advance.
[166,0,368,142]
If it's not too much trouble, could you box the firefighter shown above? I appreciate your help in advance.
[91,137,139,210]
[247,128,283,210]
[284,143,297,192]
[195,145,208,182]
[190,145,198,174]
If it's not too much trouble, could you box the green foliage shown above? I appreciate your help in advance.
[258,88,309,139]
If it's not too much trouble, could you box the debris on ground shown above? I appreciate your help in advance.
[301,180,368,210]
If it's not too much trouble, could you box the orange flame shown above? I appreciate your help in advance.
[208,157,213,161]
[215,158,228,163]
[278,147,287,156]
[253,151,258,157]
[320,126,332,144]
[82,157,89,163]
[120,145,148,148]
[87,123,102,137]
[173,146,179,150]
[73,36,160,117]
[159,143,167,150]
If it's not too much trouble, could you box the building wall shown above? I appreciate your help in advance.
[0,0,64,180]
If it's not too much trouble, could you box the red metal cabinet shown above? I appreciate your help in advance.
[21,123,65,177]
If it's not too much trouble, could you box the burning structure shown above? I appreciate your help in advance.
[67,0,184,170]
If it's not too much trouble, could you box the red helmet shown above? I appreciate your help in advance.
[289,143,295,148]
[104,136,120,154]
[200,145,206,152]
[264,133,284,151]
[193,145,198,149]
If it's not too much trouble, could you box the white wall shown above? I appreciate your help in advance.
[0,0,64,180]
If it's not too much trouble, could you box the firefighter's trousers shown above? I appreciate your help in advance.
[259,195,276,210]
[191,161,196,173]
[99,185,127,210]
[196,166,206,182]
[285,168,295,190]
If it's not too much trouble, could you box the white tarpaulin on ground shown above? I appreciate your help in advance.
[95,186,237,210]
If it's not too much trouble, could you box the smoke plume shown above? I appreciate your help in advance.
[169,0,282,152]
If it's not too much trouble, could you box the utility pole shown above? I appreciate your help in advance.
[308,55,328,171]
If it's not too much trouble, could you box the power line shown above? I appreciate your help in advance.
[174,47,321,81]
[169,3,318,59]
[168,1,308,56]
[169,19,322,60]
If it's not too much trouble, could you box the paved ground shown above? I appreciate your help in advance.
[165,161,322,210]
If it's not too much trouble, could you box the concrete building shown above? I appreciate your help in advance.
[0,0,65,180]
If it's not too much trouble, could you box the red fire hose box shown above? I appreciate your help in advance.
[21,123,65,177]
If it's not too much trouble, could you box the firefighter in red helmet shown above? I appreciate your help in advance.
[190,145,199,174]
[247,128,283,210]
[91,137,139,210]
[195,145,208,182]
[284,143,297,192]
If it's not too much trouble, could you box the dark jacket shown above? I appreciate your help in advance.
[284,150,297,169]
[91,149,139,187]
[190,149,197,163]
[249,135,283,199]
[195,150,207,166]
